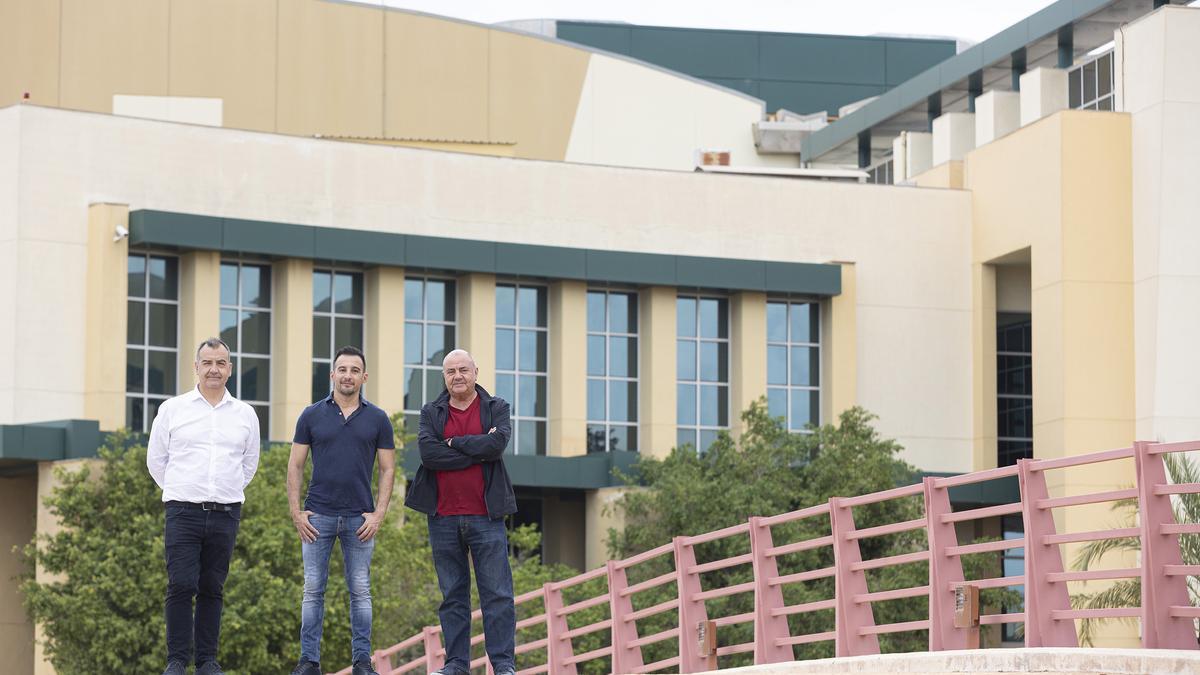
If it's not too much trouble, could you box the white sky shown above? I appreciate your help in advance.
[374,0,1061,45]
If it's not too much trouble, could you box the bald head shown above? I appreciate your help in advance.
[442,349,479,401]
[443,349,476,369]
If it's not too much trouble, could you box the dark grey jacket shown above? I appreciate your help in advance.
[403,384,517,519]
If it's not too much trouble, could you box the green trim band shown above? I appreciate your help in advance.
[129,210,842,296]
[402,449,638,490]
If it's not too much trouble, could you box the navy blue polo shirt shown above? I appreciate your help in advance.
[293,394,395,516]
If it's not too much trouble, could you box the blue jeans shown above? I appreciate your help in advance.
[300,513,376,663]
[427,515,516,674]
[164,503,240,666]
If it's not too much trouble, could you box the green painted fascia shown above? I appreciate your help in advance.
[402,449,639,489]
[0,420,102,462]
[129,210,842,297]
[922,471,1021,507]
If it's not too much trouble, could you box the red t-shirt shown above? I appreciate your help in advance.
[435,395,488,516]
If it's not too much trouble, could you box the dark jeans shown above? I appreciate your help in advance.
[427,515,515,674]
[163,503,240,666]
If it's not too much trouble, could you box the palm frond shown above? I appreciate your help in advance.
[1071,579,1141,647]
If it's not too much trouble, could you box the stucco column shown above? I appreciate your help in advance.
[365,266,405,417]
[0,474,36,674]
[639,286,676,458]
[825,262,858,424]
[271,258,313,440]
[971,263,998,472]
[548,280,587,457]
[457,273,496,391]
[83,203,129,431]
[177,250,221,393]
[730,291,766,438]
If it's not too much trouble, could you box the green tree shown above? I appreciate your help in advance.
[1070,452,1200,645]
[21,426,572,675]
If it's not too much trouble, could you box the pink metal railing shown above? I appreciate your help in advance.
[333,440,1200,675]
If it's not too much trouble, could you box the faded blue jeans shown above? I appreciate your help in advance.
[300,513,375,664]
[427,514,516,674]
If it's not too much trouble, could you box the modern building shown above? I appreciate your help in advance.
[2,0,1200,672]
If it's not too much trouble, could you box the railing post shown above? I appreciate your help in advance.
[673,536,716,673]
[1135,441,1198,649]
[422,626,445,673]
[1017,458,1078,647]
[749,516,793,664]
[923,477,969,651]
[829,497,879,657]
[372,648,392,675]
[607,560,645,674]
[542,582,578,675]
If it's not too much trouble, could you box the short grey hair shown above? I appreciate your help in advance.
[195,337,231,360]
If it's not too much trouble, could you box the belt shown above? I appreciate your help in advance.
[166,500,241,512]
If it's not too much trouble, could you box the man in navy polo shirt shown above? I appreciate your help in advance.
[287,346,395,675]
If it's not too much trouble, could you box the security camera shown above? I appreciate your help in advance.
[113,225,129,242]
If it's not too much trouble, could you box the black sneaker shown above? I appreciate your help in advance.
[352,659,380,675]
[290,660,322,675]
[195,662,225,675]
[161,661,186,675]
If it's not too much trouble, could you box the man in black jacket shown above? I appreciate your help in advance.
[404,349,516,675]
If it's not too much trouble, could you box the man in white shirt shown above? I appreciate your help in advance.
[147,337,261,675]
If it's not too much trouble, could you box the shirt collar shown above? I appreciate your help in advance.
[323,392,373,409]
[188,385,234,408]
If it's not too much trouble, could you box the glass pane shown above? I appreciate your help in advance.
[790,389,817,430]
[609,292,634,333]
[146,398,165,431]
[240,311,270,354]
[495,374,515,413]
[426,368,444,403]
[676,297,696,338]
[698,298,725,338]
[334,317,363,351]
[220,263,238,306]
[997,354,1031,396]
[767,345,787,385]
[126,349,144,393]
[220,309,238,351]
[699,429,720,454]
[128,255,146,298]
[518,330,547,372]
[127,301,145,345]
[610,337,636,378]
[791,303,818,343]
[699,341,727,383]
[312,316,331,360]
[1097,53,1112,97]
[404,278,423,320]
[1082,61,1096,103]
[1097,96,1112,111]
[148,304,178,348]
[404,367,422,411]
[791,346,818,387]
[147,350,176,395]
[495,328,515,371]
[699,384,726,427]
[518,375,547,417]
[587,335,606,377]
[587,292,605,332]
[313,271,332,312]
[767,302,787,342]
[495,285,516,326]
[1069,68,1082,109]
[126,396,144,433]
[677,340,697,381]
[331,272,361,315]
[587,423,607,453]
[676,428,697,451]
[676,384,696,425]
[312,362,330,402]
[405,322,423,365]
[240,357,270,402]
[518,420,546,456]
[609,381,636,423]
[587,379,605,421]
[427,279,454,322]
[767,387,786,420]
[517,286,546,327]
[403,414,420,449]
[613,425,637,453]
[252,405,269,440]
[147,257,178,300]
[242,265,269,308]
[425,324,452,366]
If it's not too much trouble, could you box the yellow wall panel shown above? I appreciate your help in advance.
[0,0,60,107]
[60,0,169,113]
[276,0,383,137]
[384,12,489,141]
[168,0,277,132]
[488,30,589,160]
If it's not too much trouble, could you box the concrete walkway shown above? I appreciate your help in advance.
[691,648,1200,674]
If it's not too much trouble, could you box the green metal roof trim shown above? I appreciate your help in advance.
[802,0,1113,160]
[0,420,102,462]
[129,210,842,296]
[403,449,638,490]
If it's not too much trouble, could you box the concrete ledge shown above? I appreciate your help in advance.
[700,648,1200,675]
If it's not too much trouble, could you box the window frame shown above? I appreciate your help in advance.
[126,250,181,433]
[586,287,640,453]
[311,267,366,403]
[220,259,272,438]
[495,281,550,456]
[766,297,822,434]
[403,274,458,442]
[676,293,730,454]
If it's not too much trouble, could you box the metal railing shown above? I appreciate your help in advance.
[337,440,1200,674]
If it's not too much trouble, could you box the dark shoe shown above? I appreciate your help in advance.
[495,669,516,675]
[352,659,380,675]
[195,661,225,675]
[162,661,187,675]
[290,660,322,675]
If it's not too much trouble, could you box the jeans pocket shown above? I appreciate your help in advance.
[226,508,242,522]
[165,505,186,518]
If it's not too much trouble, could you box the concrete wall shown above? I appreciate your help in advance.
[0,104,973,474]
[0,474,36,675]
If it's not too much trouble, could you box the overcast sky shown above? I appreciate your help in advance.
[373,1,1061,45]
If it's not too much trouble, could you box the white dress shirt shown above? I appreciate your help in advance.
[146,386,261,504]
